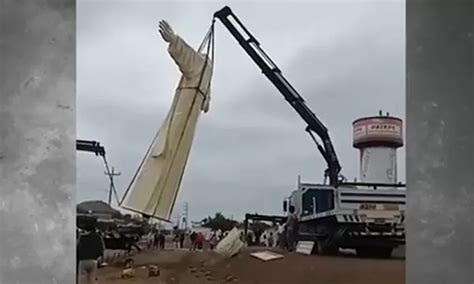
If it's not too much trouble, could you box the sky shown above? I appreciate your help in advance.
[77,0,405,224]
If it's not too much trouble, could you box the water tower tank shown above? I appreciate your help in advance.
[352,112,403,184]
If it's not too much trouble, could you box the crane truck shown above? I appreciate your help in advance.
[213,6,406,258]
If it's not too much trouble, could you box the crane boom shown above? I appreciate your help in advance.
[76,139,106,156]
[213,6,342,185]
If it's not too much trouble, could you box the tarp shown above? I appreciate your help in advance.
[215,227,245,258]
[121,34,213,221]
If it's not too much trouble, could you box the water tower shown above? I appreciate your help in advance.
[352,111,403,185]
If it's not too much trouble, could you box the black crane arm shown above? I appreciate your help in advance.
[76,139,106,156]
[213,6,342,185]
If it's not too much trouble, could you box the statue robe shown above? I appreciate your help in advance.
[121,35,213,221]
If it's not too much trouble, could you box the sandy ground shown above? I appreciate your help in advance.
[90,246,405,284]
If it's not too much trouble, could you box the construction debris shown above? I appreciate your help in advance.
[121,258,136,279]
[148,265,160,277]
[296,241,315,255]
[121,268,135,279]
[225,275,238,282]
[94,246,404,284]
[215,227,245,257]
[249,251,284,262]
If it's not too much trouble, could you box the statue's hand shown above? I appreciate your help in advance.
[159,20,177,43]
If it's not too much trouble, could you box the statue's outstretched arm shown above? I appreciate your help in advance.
[159,20,202,78]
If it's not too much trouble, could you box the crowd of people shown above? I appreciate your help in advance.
[76,207,299,284]
[146,230,166,250]
[147,229,223,252]
[164,230,220,251]
[243,205,299,252]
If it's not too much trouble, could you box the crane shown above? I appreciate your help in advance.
[213,6,342,186]
[212,8,406,258]
[76,139,119,205]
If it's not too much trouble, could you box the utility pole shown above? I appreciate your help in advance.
[176,214,181,230]
[104,166,121,206]
[182,202,189,231]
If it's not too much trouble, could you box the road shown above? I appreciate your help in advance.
[93,247,405,284]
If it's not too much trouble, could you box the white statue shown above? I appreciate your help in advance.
[158,20,211,112]
[121,20,214,221]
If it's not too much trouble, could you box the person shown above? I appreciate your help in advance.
[285,205,299,252]
[173,232,180,248]
[268,232,274,247]
[126,235,142,254]
[147,231,154,249]
[261,233,267,246]
[153,232,159,249]
[76,228,81,284]
[196,232,204,250]
[246,232,253,246]
[277,223,286,249]
[179,233,185,249]
[209,233,217,250]
[159,232,166,250]
[77,219,105,284]
[189,231,197,251]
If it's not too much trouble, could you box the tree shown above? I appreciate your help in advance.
[201,212,239,232]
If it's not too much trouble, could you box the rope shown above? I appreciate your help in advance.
[119,121,162,208]
[149,20,216,220]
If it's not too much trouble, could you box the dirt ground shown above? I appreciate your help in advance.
[93,247,405,284]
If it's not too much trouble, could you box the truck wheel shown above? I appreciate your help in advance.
[314,224,338,256]
[316,240,338,256]
[375,247,393,258]
[356,247,393,258]
[355,247,372,258]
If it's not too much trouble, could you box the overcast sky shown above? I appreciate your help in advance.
[77,0,405,224]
